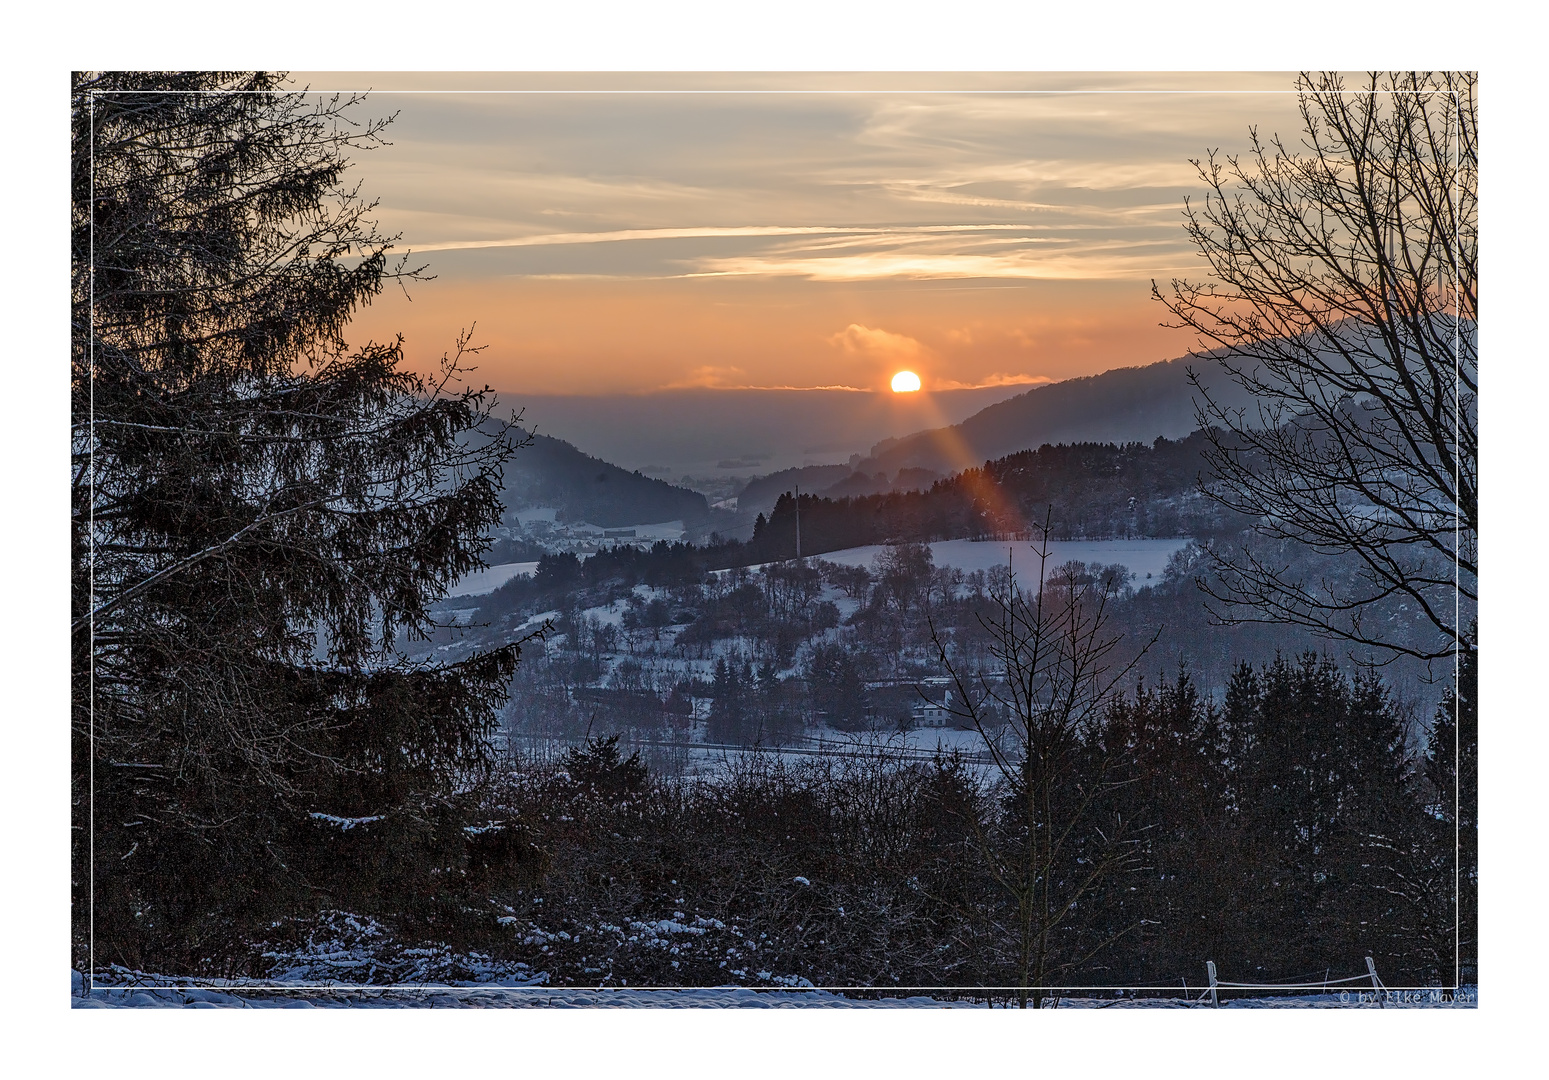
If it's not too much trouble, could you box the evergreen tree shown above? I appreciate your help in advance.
[1221,655,1445,983]
[1425,645,1478,981]
[707,656,749,744]
[564,735,648,799]
[1094,668,1232,983]
[72,72,520,973]
[807,643,869,731]
[932,544,1153,1007]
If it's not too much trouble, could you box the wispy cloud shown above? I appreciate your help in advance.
[661,365,748,389]
[933,373,1053,390]
[419,220,1198,283]
[661,364,867,391]
[324,80,1301,393]
[408,223,1028,254]
[687,245,1190,281]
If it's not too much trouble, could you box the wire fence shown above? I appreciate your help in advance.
[1200,957,1386,1006]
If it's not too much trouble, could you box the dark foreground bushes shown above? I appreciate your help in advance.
[234,655,1468,995]
[433,737,998,991]
[95,656,1469,996]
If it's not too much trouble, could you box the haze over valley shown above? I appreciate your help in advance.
[505,381,1030,480]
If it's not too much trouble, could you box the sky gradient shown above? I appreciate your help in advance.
[292,72,1310,398]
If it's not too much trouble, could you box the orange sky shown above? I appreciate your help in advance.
[349,275,1178,396]
[297,72,1310,396]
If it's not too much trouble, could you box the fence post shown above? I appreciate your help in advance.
[1365,957,1384,1008]
[1206,960,1219,1008]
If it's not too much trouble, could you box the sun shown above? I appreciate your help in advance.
[890,370,922,393]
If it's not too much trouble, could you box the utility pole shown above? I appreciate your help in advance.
[794,484,801,560]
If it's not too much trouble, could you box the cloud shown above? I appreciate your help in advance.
[663,365,748,389]
[688,242,1190,282]
[409,218,1196,284]
[932,373,1055,390]
[827,324,934,366]
[408,223,1026,254]
[661,365,867,391]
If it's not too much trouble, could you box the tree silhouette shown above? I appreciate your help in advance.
[931,519,1156,1007]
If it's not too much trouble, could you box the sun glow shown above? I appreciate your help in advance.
[891,370,922,393]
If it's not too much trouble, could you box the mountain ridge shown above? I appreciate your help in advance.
[502,429,711,528]
[854,355,1255,477]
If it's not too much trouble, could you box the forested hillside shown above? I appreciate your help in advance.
[741,430,1241,562]
[856,356,1258,476]
[502,429,711,527]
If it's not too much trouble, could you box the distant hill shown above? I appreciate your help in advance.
[853,355,1256,476]
[738,463,948,517]
[739,429,1237,563]
[503,430,710,528]
[737,465,853,514]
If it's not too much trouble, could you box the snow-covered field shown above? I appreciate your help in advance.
[623,520,687,542]
[448,519,691,597]
[456,538,1196,600]
[447,561,540,597]
[681,726,1005,770]
[815,538,1194,587]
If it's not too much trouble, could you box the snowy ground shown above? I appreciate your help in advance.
[798,725,994,755]
[69,915,1477,1011]
[623,520,688,542]
[71,970,1476,1009]
[448,561,540,597]
[453,538,1196,601]
[678,726,1006,774]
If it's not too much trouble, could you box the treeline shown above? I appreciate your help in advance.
[475,542,707,623]
[742,430,1241,562]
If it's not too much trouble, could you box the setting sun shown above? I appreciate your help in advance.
[891,370,922,393]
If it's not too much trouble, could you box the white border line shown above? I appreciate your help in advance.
[82,78,1471,1000]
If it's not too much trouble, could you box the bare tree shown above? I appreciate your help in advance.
[1156,71,1476,663]
[930,523,1156,1007]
